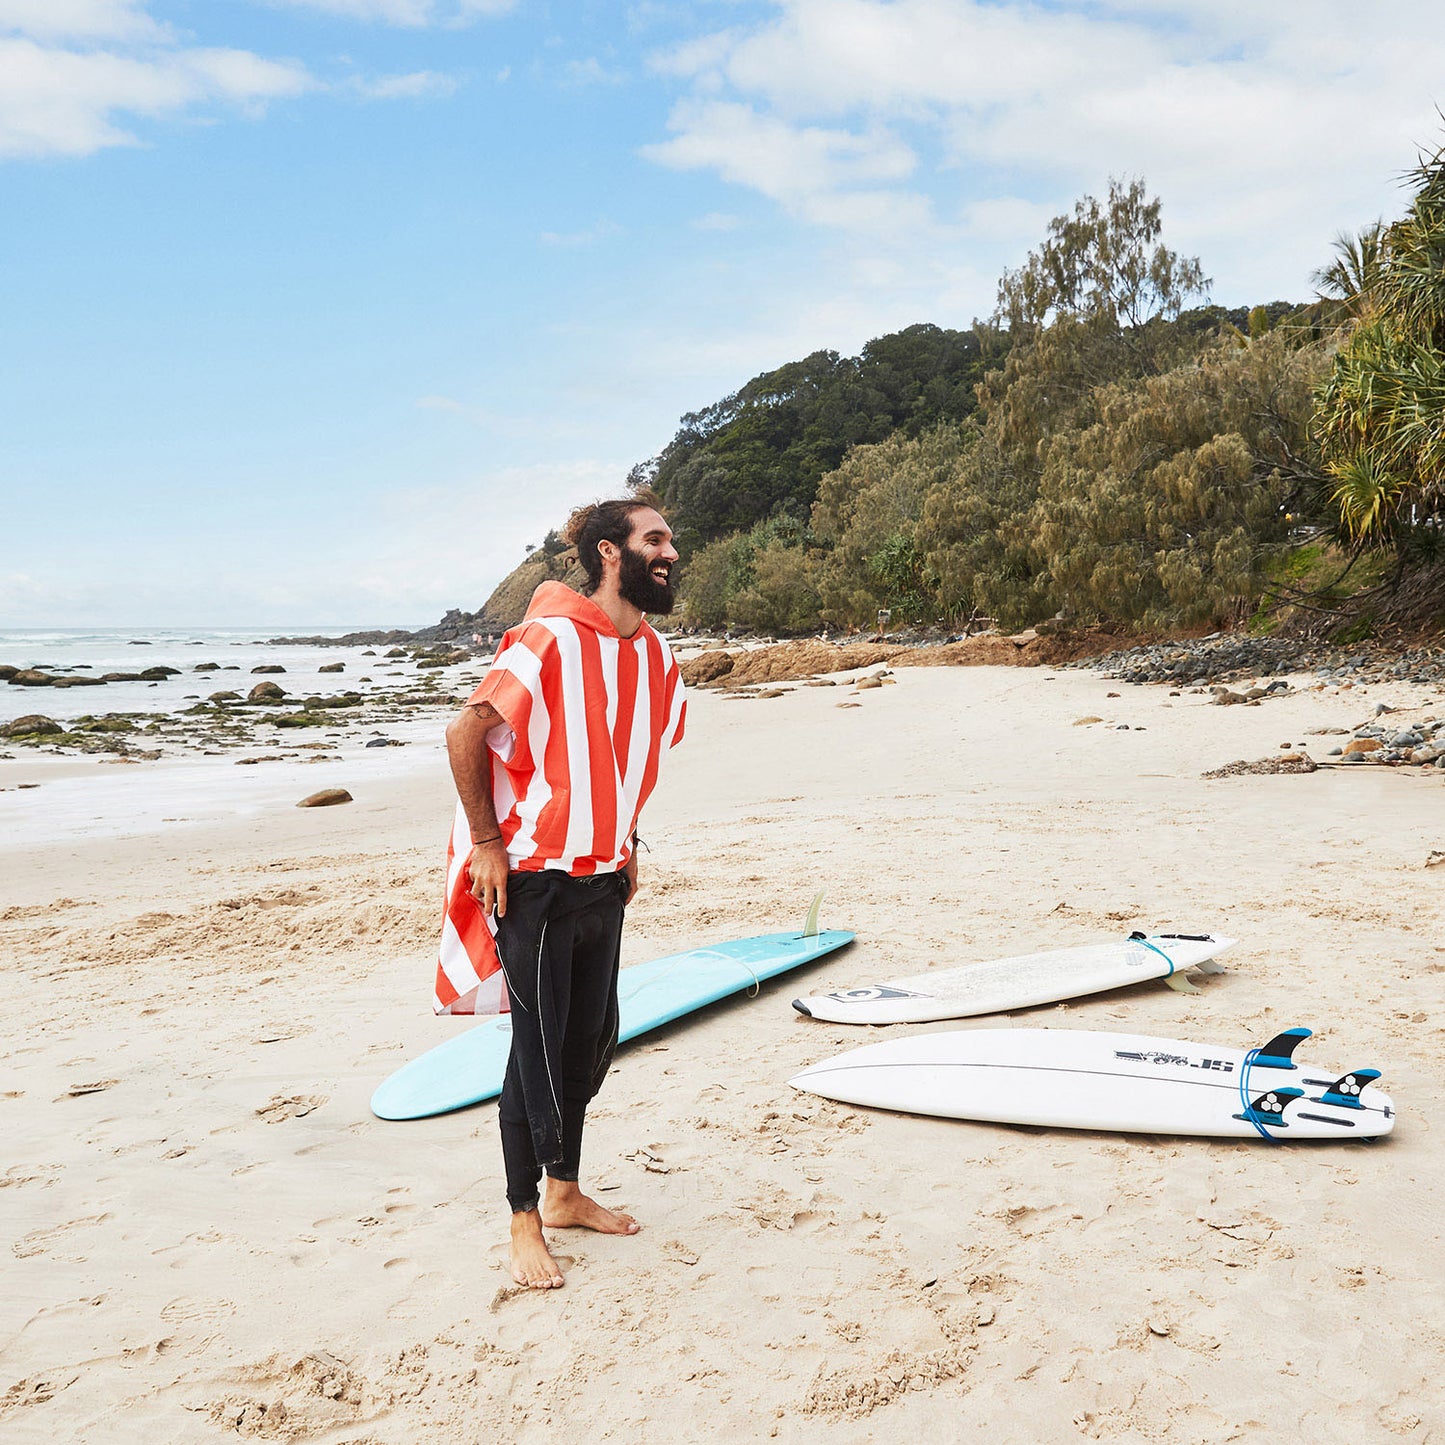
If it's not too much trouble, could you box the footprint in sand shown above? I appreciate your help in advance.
[160,1296,237,1330]
[12,1214,110,1262]
[255,1094,326,1123]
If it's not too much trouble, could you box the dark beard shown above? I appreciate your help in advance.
[618,542,676,615]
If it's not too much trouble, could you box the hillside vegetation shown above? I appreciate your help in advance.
[476,142,1445,643]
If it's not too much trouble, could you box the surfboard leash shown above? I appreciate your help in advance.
[1235,1047,1282,1143]
[1127,932,1178,976]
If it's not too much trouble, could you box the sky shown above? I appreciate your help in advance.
[2,1,1443,628]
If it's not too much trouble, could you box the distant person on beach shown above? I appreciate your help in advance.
[441,496,685,1289]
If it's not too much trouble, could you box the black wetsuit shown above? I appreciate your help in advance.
[494,869,628,1213]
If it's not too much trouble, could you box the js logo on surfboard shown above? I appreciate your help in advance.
[1115,1049,1235,1074]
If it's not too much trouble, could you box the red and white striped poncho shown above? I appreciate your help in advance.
[433,581,687,1014]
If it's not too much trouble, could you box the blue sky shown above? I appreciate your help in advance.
[3,1,1443,627]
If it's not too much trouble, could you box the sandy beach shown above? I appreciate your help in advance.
[3,662,1443,1443]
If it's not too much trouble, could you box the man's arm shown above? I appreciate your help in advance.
[445,701,510,918]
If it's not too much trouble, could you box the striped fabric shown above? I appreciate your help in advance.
[433,582,686,1015]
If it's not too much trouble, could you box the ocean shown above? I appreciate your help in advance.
[0,627,419,726]
[0,627,464,845]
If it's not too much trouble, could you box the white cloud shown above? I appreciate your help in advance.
[265,0,516,25]
[0,1,472,159]
[563,56,627,87]
[351,68,459,100]
[267,0,434,22]
[0,36,313,157]
[642,0,1445,300]
[0,0,163,42]
[643,98,923,235]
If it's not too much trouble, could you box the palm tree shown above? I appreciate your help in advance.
[1316,139,1445,543]
[1310,222,1388,318]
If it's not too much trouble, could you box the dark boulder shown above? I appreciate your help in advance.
[0,714,63,737]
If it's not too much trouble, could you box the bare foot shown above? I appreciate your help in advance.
[540,1180,640,1235]
[509,1209,565,1289]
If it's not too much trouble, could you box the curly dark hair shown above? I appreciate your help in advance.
[563,490,665,595]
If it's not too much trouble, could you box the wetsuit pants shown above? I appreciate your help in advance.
[494,869,627,1213]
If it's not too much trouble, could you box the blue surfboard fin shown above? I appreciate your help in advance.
[1234,1086,1305,1129]
[1252,1027,1312,1070]
[1316,1069,1382,1109]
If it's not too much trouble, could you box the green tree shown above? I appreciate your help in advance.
[921,180,1215,626]
[1025,330,1329,627]
[1316,142,1445,544]
[637,324,989,551]
[811,425,972,625]
[1311,222,1388,319]
[997,178,1209,337]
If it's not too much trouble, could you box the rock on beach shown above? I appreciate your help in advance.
[296,788,352,808]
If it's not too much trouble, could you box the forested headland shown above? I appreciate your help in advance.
[470,140,1445,645]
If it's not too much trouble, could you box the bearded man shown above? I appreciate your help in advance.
[442,497,686,1289]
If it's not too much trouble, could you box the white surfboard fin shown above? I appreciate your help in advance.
[1164,972,1202,994]
[1165,955,1228,993]
[803,891,824,939]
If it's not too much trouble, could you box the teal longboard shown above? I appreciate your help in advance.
[372,906,853,1121]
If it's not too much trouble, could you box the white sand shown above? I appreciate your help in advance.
[2,665,1443,1443]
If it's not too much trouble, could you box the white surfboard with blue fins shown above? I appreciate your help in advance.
[789,1026,1394,1141]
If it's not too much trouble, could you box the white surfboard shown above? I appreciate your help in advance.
[789,1026,1393,1141]
[792,932,1234,1025]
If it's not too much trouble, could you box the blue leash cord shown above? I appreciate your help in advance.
[1236,1047,1279,1143]
[1129,933,1177,976]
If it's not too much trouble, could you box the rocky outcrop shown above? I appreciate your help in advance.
[248,682,287,702]
[0,714,63,737]
[427,547,587,640]
[1079,635,1445,687]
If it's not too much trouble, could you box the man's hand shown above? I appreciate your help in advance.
[468,839,510,917]
[621,848,639,906]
